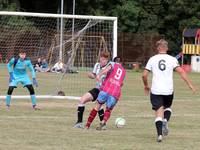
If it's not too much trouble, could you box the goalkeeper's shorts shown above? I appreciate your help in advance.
[9,76,32,87]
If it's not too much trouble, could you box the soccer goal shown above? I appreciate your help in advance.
[0,11,117,100]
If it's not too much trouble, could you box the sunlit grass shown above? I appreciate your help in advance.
[0,66,200,150]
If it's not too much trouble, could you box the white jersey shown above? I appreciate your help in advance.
[92,62,110,89]
[145,54,180,95]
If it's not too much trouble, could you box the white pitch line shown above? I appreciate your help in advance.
[0,113,199,119]
[0,116,68,119]
[122,99,200,103]
[0,95,198,101]
[123,96,200,99]
[0,95,80,100]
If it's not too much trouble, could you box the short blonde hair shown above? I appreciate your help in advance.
[156,39,168,48]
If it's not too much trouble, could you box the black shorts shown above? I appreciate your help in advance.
[88,88,100,102]
[150,93,174,110]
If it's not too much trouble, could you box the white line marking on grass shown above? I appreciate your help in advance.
[122,95,200,99]
[0,116,68,119]
[126,96,200,99]
[125,114,200,118]
[0,113,199,119]
[124,99,200,103]
[0,95,198,101]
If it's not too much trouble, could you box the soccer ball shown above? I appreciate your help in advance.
[115,117,126,128]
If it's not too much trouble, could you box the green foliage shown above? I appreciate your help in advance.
[111,1,141,32]
[2,0,200,54]
[0,0,19,11]
[156,0,200,54]
[0,1,40,44]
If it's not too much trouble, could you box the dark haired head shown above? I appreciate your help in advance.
[19,49,26,54]
[113,56,121,62]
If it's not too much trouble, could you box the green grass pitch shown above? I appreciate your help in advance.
[0,67,200,150]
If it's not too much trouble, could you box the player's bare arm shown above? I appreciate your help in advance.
[96,64,112,82]
[142,69,150,94]
[175,66,197,93]
[88,72,96,79]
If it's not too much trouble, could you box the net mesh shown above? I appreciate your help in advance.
[0,13,115,97]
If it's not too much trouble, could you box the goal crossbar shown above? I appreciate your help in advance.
[0,11,117,21]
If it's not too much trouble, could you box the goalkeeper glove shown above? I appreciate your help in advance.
[9,72,14,83]
[33,78,38,87]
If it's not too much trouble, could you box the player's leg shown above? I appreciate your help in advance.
[164,108,172,121]
[162,108,171,136]
[6,78,18,108]
[22,76,39,110]
[96,94,117,130]
[85,103,102,129]
[6,86,15,108]
[74,92,92,128]
[85,91,106,129]
[162,94,173,136]
[74,88,100,128]
[98,106,104,122]
[103,95,117,123]
[150,93,164,142]
[90,88,104,122]
[163,94,173,121]
[74,90,95,128]
[155,107,164,142]
[25,84,39,110]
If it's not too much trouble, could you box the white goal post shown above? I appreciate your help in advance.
[0,11,117,100]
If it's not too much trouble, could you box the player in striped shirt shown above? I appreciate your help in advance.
[142,39,196,142]
[74,51,110,128]
[85,57,126,130]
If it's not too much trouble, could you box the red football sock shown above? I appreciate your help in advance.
[86,108,98,127]
[103,108,112,123]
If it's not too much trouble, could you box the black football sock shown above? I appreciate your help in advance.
[98,108,104,121]
[77,106,85,123]
[164,108,172,121]
[155,117,163,136]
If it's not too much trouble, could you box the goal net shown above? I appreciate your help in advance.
[0,11,117,100]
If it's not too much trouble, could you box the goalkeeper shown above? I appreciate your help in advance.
[5,50,40,110]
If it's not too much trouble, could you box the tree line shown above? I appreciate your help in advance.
[1,0,200,54]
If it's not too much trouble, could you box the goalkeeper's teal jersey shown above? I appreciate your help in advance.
[7,57,36,78]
